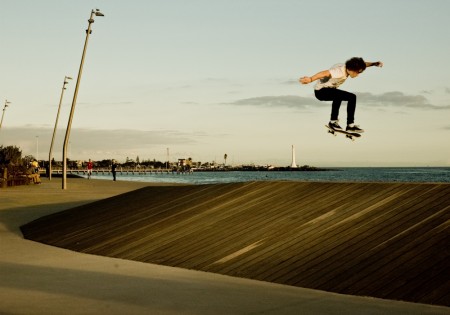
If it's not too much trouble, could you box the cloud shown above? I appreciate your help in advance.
[225,91,450,111]
[73,128,196,148]
[0,127,199,161]
[77,101,135,108]
[224,95,323,110]
[281,79,299,85]
[356,91,450,110]
[445,87,450,94]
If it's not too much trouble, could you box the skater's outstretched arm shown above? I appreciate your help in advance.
[365,61,384,68]
[299,70,330,85]
[299,60,383,85]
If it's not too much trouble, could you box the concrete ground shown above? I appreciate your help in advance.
[1,178,448,315]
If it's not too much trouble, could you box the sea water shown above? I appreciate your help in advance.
[87,167,450,184]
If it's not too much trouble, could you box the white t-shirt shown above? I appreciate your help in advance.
[314,64,348,90]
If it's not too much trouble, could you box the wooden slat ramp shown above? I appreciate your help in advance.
[21,181,450,306]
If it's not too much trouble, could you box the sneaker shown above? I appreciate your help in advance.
[328,121,343,131]
[346,124,364,133]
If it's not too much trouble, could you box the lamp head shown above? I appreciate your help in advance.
[63,76,72,88]
[94,9,104,16]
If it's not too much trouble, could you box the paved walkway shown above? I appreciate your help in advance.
[1,179,449,314]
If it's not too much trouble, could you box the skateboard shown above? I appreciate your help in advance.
[325,125,361,141]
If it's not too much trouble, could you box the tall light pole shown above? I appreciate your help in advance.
[0,100,11,132]
[36,136,39,161]
[167,148,170,169]
[62,9,104,189]
[48,76,72,180]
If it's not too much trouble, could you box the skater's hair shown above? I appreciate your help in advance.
[346,57,366,72]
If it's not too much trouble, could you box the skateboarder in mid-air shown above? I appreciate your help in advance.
[299,57,383,133]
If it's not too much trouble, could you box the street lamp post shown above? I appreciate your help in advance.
[36,136,39,161]
[0,100,12,132]
[62,9,104,189]
[48,76,72,180]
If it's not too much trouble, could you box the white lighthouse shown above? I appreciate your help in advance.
[290,145,297,168]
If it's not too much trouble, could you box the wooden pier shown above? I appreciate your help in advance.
[50,168,184,176]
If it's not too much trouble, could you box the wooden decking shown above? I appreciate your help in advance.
[21,181,450,306]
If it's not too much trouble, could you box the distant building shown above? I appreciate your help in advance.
[291,145,297,168]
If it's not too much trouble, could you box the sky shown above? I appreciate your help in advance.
[1,0,450,167]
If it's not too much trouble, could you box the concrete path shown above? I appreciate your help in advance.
[1,179,448,314]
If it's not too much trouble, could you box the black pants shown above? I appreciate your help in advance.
[315,88,356,125]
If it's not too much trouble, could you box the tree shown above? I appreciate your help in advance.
[0,145,27,176]
[0,145,22,165]
[23,155,35,166]
[97,159,112,168]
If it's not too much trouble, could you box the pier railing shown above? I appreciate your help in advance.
[49,168,178,176]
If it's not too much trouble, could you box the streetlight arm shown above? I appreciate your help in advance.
[0,100,11,131]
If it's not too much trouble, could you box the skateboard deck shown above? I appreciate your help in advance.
[325,125,361,141]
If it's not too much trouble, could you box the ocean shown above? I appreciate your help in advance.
[86,167,450,185]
